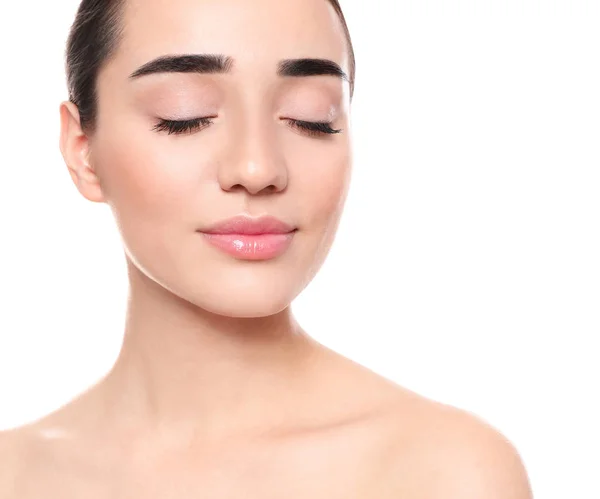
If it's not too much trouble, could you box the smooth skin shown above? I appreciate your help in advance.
[1,0,533,497]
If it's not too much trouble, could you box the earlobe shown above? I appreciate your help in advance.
[58,101,105,203]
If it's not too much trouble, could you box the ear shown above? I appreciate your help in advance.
[58,101,106,203]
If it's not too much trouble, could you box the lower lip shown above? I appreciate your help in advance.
[199,231,296,260]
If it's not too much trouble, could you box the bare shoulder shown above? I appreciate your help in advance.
[0,427,24,496]
[317,347,533,497]
[375,392,534,498]
[312,348,531,497]
[0,417,102,499]
[0,415,81,495]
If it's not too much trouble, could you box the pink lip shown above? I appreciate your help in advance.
[201,214,296,235]
[198,215,297,260]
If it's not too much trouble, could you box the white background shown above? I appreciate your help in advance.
[1,1,599,497]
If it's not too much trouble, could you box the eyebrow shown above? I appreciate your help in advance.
[128,54,349,83]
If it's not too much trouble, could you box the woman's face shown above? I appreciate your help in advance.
[86,0,352,317]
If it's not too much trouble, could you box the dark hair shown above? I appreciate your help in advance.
[65,0,356,136]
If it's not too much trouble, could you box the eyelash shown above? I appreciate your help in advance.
[151,117,342,137]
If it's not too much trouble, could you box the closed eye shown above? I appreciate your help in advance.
[151,116,214,135]
[286,119,343,137]
[151,117,343,137]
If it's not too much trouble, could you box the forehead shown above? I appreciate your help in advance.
[111,0,349,79]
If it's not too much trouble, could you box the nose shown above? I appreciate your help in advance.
[218,117,289,196]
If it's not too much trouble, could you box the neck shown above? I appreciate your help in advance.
[99,260,323,444]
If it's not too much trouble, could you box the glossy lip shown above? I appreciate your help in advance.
[199,214,296,235]
[197,214,297,261]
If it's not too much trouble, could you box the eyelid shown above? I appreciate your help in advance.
[151,116,214,135]
[151,116,342,137]
[285,118,342,136]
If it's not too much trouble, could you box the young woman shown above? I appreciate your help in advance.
[0,0,532,496]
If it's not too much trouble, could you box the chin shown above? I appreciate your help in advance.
[127,241,313,318]
[183,286,294,318]
[203,298,290,318]
[163,268,298,318]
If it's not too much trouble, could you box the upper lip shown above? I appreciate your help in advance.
[199,215,297,235]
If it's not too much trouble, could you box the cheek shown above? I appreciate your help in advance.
[293,142,352,229]
[94,123,197,218]
[288,143,352,289]
[91,122,209,256]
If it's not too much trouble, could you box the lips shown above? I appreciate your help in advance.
[198,214,297,260]
[200,214,296,235]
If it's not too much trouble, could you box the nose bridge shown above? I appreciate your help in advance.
[218,105,288,195]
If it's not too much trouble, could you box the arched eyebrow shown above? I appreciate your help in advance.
[128,54,349,83]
